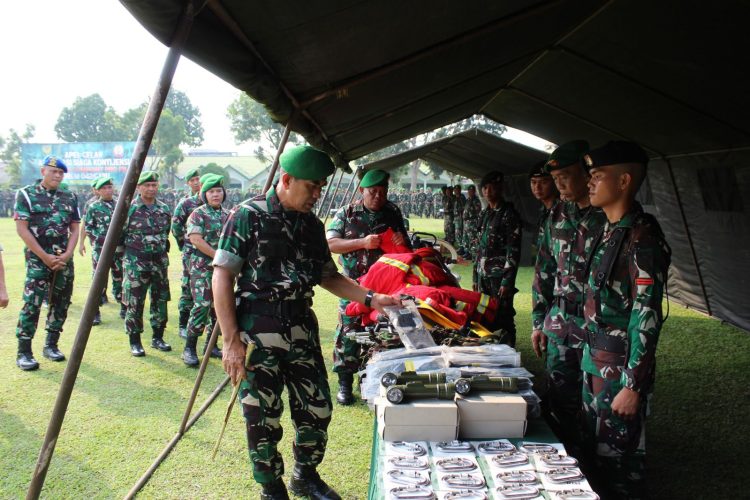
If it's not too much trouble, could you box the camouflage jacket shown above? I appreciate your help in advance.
[531,201,607,338]
[474,201,522,288]
[171,194,203,254]
[452,194,466,218]
[535,200,558,249]
[186,203,229,271]
[581,203,671,393]
[443,195,454,219]
[213,186,338,303]
[84,198,116,246]
[463,195,482,222]
[121,198,171,257]
[326,200,410,280]
[14,180,80,253]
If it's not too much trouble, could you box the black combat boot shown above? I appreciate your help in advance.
[261,478,290,500]
[92,310,102,326]
[120,303,127,319]
[288,464,341,500]
[129,333,145,357]
[182,336,199,367]
[17,339,39,371]
[178,310,189,339]
[151,329,172,352]
[203,335,222,359]
[100,293,109,305]
[335,372,354,405]
[42,331,66,362]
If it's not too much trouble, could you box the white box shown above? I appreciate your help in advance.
[456,393,527,439]
[376,396,459,442]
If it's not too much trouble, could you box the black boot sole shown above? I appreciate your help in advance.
[17,361,40,371]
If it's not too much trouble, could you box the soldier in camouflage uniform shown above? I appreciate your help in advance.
[171,167,202,339]
[181,174,229,366]
[531,140,607,452]
[442,185,454,242]
[213,146,398,500]
[414,188,426,217]
[120,171,172,357]
[473,172,521,347]
[529,161,559,253]
[461,184,482,258]
[13,155,80,370]
[327,168,410,405]
[579,142,670,499]
[80,176,125,324]
[452,184,466,252]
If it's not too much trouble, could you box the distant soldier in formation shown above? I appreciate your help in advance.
[14,155,80,370]
[460,184,482,259]
[452,184,466,250]
[434,189,443,219]
[424,189,434,218]
[120,171,172,357]
[442,185,454,243]
[181,174,229,366]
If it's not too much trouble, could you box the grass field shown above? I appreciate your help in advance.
[0,216,748,498]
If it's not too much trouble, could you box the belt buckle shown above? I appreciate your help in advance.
[389,485,436,499]
[387,470,430,486]
[491,452,529,468]
[440,473,485,490]
[391,441,427,456]
[388,456,429,470]
[544,467,584,484]
[435,457,476,472]
[436,440,473,453]
[477,441,516,454]
[494,484,540,499]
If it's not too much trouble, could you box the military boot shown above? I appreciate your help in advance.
[203,335,222,359]
[92,309,102,326]
[17,339,39,371]
[261,479,290,500]
[42,331,66,362]
[288,464,341,500]
[182,336,199,367]
[336,372,354,405]
[151,329,172,352]
[129,334,145,357]
[178,310,189,339]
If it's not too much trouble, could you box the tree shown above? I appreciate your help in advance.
[54,94,123,142]
[165,89,204,147]
[152,109,185,186]
[226,93,303,163]
[1,124,35,185]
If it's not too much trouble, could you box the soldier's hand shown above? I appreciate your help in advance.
[79,244,86,256]
[60,251,73,264]
[42,253,62,270]
[222,339,248,385]
[369,293,400,314]
[363,234,381,250]
[0,289,9,308]
[611,387,640,420]
[531,329,547,358]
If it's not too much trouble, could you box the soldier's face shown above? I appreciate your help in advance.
[205,187,224,208]
[287,176,326,212]
[188,176,200,193]
[138,181,159,202]
[551,163,589,202]
[530,176,555,202]
[40,166,65,190]
[361,185,388,211]
[482,182,502,204]
[98,184,114,201]
[588,166,625,208]
[467,188,476,198]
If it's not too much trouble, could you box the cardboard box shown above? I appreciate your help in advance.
[456,393,528,439]
[459,420,527,439]
[376,396,459,442]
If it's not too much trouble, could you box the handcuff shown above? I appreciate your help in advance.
[391,441,427,456]
[495,471,537,485]
[553,489,600,500]
[387,469,431,486]
[435,457,477,472]
[435,441,474,453]
[494,484,541,499]
[544,468,584,484]
[443,491,488,500]
[518,443,557,454]
[389,485,436,499]
[539,453,578,467]
[491,451,530,467]
[388,455,429,470]
[477,440,516,454]
[440,473,486,489]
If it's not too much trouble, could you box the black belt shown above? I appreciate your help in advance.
[584,329,627,354]
[555,296,582,317]
[125,249,166,260]
[245,299,312,317]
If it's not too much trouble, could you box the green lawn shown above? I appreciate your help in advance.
[0,216,748,498]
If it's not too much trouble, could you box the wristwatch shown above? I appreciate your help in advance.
[364,289,374,307]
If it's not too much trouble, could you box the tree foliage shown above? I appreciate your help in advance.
[1,124,35,185]
[54,94,123,142]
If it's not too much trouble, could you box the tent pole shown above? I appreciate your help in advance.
[348,173,363,205]
[262,121,293,194]
[321,168,347,225]
[664,159,712,316]
[336,166,362,215]
[178,322,222,434]
[316,170,338,217]
[25,5,195,499]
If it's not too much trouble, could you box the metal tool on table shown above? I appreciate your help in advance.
[435,441,474,453]
[435,457,477,472]
[540,454,578,467]
[456,375,519,394]
[440,473,485,490]
[443,491,488,500]
[388,456,429,470]
[491,451,530,468]
[381,370,447,387]
[544,468,584,484]
[212,341,255,460]
[495,471,538,485]
[389,485,436,499]
[390,441,427,456]
[554,489,600,500]
[477,440,516,454]
[494,484,541,500]
[518,443,557,455]
[387,469,431,486]
[386,381,460,404]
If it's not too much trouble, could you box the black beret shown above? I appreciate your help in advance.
[583,141,649,171]
[528,160,550,179]
[480,171,504,189]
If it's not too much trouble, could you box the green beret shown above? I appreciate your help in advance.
[200,173,225,194]
[583,141,649,171]
[93,176,113,190]
[185,167,201,181]
[360,169,390,188]
[280,145,335,181]
[545,140,590,172]
[528,160,550,179]
[138,171,159,185]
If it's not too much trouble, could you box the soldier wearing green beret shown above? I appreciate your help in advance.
[79,176,125,324]
[13,155,80,370]
[529,161,559,253]
[119,171,173,356]
[326,168,411,405]
[213,145,399,499]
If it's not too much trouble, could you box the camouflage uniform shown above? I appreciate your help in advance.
[121,197,171,338]
[414,190,426,217]
[14,181,80,343]
[443,194,455,242]
[581,203,670,499]
[327,199,410,374]
[172,194,203,331]
[213,187,337,484]
[452,192,466,247]
[424,191,434,218]
[473,201,521,346]
[462,194,482,255]
[532,201,607,448]
[185,203,229,338]
[83,197,124,303]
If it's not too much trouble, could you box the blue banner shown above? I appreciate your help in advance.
[21,142,137,185]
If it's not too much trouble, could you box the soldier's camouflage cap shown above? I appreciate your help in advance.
[480,171,504,189]
[138,171,159,185]
[185,167,201,181]
[360,169,390,188]
[544,140,590,172]
[583,141,649,171]
[93,176,113,189]
[528,160,550,179]
[42,155,68,173]
[200,173,225,193]
[280,145,335,181]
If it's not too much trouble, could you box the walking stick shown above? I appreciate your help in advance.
[212,341,256,460]
[46,249,63,318]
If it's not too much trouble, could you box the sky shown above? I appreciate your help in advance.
[0,1,553,157]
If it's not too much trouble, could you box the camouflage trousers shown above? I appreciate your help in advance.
[238,309,332,485]
[178,251,194,315]
[444,215,455,244]
[16,252,74,341]
[582,373,648,499]
[462,218,479,255]
[187,267,215,338]
[332,299,363,375]
[91,244,124,302]
[122,256,171,336]
[453,218,464,248]
[476,276,516,346]
[543,338,583,451]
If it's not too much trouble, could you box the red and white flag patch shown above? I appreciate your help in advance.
[635,278,654,286]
